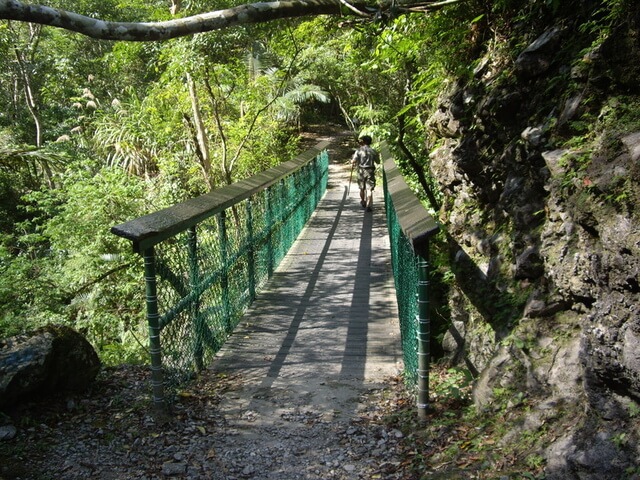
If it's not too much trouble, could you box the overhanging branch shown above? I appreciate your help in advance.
[336,0,371,17]
[0,0,462,41]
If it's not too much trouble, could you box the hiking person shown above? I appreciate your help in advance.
[351,135,380,212]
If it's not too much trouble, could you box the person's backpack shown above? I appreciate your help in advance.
[358,145,378,169]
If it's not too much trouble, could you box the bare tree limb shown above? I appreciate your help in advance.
[66,262,135,301]
[0,0,462,41]
[336,0,370,18]
[396,0,460,10]
[0,0,343,41]
[397,89,441,211]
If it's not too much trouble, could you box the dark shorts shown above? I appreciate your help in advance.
[357,167,376,190]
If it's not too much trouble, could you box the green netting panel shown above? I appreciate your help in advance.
[153,216,227,383]
[146,150,328,395]
[384,175,420,387]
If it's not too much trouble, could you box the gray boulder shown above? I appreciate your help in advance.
[0,325,101,408]
[515,27,563,78]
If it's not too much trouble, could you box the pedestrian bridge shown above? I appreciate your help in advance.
[112,137,438,417]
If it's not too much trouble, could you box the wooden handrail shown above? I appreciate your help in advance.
[111,140,330,253]
[381,144,439,254]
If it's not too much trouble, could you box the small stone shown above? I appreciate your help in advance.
[521,126,544,146]
[242,465,255,475]
[0,425,17,441]
[622,131,640,162]
[344,464,356,473]
[542,149,569,177]
[161,462,187,476]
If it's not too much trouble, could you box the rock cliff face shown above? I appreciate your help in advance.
[428,3,640,478]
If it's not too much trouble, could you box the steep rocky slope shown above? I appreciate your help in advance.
[428,3,640,478]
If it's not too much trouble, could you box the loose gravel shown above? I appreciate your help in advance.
[0,365,413,480]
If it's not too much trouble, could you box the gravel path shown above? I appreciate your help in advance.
[1,365,412,480]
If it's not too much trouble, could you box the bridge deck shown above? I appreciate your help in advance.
[209,142,402,424]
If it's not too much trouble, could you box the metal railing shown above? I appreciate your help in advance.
[112,142,329,408]
[382,144,439,419]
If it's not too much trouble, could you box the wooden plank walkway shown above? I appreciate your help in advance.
[209,143,402,426]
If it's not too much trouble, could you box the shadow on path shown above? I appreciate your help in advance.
[262,186,348,385]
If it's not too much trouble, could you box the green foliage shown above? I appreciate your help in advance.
[0,167,148,363]
[596,96,640,141]
[578,0,632,38]
[0,251,64,336]
[432,367,474,403]
[554,94,640,210]
[0,5,338,364]
[612,432,628,449]
[91,94,166,178]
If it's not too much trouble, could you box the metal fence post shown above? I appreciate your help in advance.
[187,226,204,371]
[265,188,274,278]
[217,211,232,333]
[246,198,256,302]
[417,250,431,419]
[143,247,166,411]
[312,156,319,206]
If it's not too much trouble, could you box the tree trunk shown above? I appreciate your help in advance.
[12,22,55,188]
[14,49,41,147]
[202,76,232,186]
[186,73,214,190]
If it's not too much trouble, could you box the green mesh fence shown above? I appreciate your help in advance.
[381,144,439,416]
[384,194,420,385]
[112,143,329,407]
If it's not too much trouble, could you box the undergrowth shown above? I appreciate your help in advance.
[380,365,549,480]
